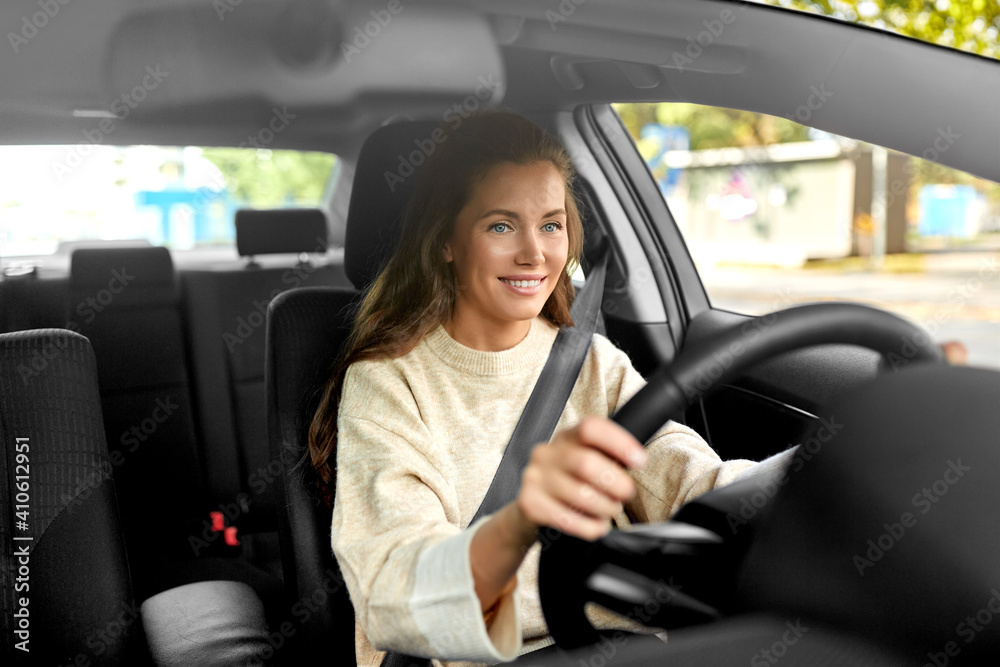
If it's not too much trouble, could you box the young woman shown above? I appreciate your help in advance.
[307,111,961,666]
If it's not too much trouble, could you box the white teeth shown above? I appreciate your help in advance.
[502,279,541,288]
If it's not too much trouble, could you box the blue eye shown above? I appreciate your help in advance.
[542,222,562,232]
[489,222,511,233]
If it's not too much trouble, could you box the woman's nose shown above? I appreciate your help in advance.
[516,231,544,265]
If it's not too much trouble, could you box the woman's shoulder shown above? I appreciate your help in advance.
[339,352,421,417]
[587,331,634,371]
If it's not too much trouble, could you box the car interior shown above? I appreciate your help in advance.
[1,0,998,665]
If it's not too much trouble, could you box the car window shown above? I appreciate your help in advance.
[0,145,337,259]
[614,102,1000,369]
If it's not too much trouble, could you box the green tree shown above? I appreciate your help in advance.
[772,0,999,59]
[201,148,337,207]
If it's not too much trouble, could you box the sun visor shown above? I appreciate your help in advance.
[104,1,505,117]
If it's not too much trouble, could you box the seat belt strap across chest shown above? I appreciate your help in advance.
[470,242,609,523]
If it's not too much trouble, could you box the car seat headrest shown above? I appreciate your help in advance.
[344,120,440,290]
[235,208,328,258]
[69,246,178,306]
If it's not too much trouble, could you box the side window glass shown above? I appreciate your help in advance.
[614,103,999,369]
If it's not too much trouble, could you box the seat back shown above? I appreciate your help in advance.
[0,329,144,666]
[181,209,346,560]
[68,246,208,598]
[263,120,438,661]
[265,286,358,661]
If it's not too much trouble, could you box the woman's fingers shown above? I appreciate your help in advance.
[543,467,624,519]
[517,480,613,541]
[570,416,648,470]
[532,432,637,503]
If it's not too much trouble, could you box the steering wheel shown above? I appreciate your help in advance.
[538,302,944,649]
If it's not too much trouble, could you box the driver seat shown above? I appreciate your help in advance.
[264,120,440,663]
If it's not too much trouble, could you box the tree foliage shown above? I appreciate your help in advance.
[200,148,337,208]
[770,0,999,59]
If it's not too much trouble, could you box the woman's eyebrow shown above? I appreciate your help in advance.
[477,208,566,221]
[478,208,520,221]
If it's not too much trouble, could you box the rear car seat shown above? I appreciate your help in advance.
[68,246,211,600]
[180,208,348,579]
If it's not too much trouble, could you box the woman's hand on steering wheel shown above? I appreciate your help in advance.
[515,416,649,542]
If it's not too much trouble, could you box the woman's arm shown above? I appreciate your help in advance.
[334,363,526,662]
[469,417,649,612]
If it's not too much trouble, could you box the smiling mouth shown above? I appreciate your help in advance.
[499,278,543,288]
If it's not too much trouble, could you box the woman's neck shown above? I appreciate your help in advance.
[443,315,533,352]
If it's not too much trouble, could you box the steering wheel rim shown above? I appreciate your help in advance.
[540,301,944,650]
[612,301,943,443]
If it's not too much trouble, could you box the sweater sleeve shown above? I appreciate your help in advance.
[596,338,762,523]
[331,363,521,662]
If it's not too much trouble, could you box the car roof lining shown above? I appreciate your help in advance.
[0,0,995,181]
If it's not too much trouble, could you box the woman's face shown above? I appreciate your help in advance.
[443,161,569,341]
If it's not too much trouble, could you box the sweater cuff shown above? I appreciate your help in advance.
[409,516,521,662]
[732,446,797,483]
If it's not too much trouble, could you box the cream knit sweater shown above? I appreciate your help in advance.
[332,316,780,666]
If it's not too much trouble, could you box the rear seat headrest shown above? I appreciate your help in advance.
[344,120,440,290]
[235,208,328,258]
[70,246,178,306]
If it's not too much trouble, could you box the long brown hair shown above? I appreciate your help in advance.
[308,111,584,505]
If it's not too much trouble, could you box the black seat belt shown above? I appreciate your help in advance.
[381,242,609,667]
[470,241,609,522]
